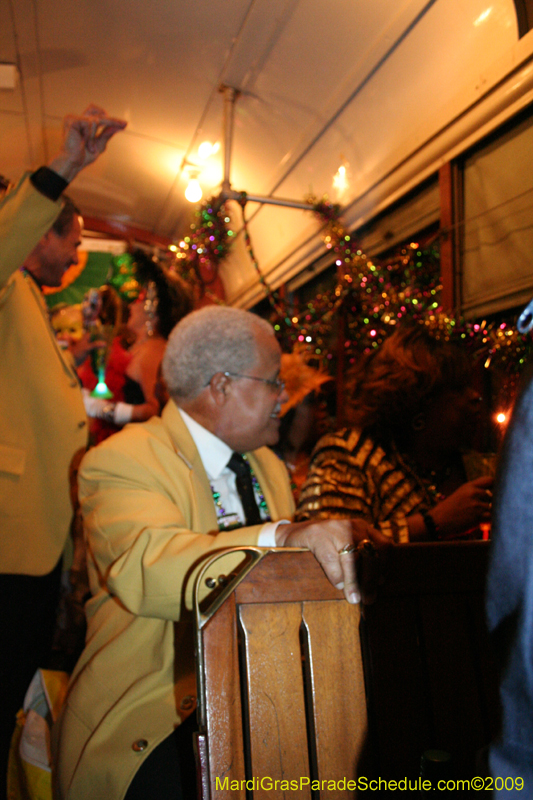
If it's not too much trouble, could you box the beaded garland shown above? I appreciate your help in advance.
[211,456,271,530]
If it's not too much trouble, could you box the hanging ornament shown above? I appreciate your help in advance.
[107,253,141,302]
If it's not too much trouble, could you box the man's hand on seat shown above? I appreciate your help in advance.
[275,518,391,605]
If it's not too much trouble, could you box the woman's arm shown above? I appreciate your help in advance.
[408,476,493,540]
[126,338,166,422]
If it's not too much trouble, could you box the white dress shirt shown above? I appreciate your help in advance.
[179,408,287,546]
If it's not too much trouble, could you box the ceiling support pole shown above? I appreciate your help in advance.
[223,189,312,211]
[220,85,239,197]
[218,84,313,212]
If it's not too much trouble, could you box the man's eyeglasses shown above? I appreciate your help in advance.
[223,371,285,393]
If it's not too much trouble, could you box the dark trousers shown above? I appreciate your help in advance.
[125,715,198,800]
[0,560,62,800]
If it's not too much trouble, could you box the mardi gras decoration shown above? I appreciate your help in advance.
[293,196,533,373]
[81,286,122,399]
[279,345,332,416]
[170,191,533,385]
[50,303,84,348]
[171,197,234,302]
[107,253,141,302]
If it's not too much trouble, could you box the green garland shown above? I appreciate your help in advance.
[173,196,234,296]
[169,193,533,381]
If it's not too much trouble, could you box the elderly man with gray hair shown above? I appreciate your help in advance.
[53,305,385,800]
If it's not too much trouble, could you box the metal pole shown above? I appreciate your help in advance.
[221,188,312,211]
[220,85,238,195]
[218,86,312,212]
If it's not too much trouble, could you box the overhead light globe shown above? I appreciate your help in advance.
[198,140,219,160]
[185,177,202,203]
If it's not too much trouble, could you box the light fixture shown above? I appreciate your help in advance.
[185,169,203,203]
[179,86,329,212]
[333,163,349,196]
[198,141,220,160]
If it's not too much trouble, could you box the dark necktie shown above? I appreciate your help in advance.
[227,452,262,526]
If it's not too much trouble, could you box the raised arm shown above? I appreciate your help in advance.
[0,105,126,288]
[47,104,127,183]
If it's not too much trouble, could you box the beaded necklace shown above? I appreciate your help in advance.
[211,455,271,530]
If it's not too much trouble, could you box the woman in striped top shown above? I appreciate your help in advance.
[295,325,493,542]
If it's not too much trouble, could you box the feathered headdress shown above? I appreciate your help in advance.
[279,345,331,415]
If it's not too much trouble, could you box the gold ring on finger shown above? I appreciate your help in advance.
[338,543,358,556]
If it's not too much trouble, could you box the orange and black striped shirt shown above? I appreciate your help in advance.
[295,428,432,543]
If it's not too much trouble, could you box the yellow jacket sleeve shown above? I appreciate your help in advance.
[0,173,62,288]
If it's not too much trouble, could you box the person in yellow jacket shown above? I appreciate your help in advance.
[53,305,387,800]
[0,105,126,800]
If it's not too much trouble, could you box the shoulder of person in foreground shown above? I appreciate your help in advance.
[487,368,533,631]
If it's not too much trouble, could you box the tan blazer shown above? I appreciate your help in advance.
[53,401,295,800]
[0,175,88,575]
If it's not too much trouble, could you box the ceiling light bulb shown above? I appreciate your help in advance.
[185,177,202,203]
[333,163,349,194]
[198,141,220,160]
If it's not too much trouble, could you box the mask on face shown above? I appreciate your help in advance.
[50,304,84,347]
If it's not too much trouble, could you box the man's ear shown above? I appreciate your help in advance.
[208,371,231,406]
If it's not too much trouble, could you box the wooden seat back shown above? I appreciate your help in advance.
[194,548,367,799]
[194,542,500,796]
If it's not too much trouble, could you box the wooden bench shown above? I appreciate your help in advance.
[193,542,500,797]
